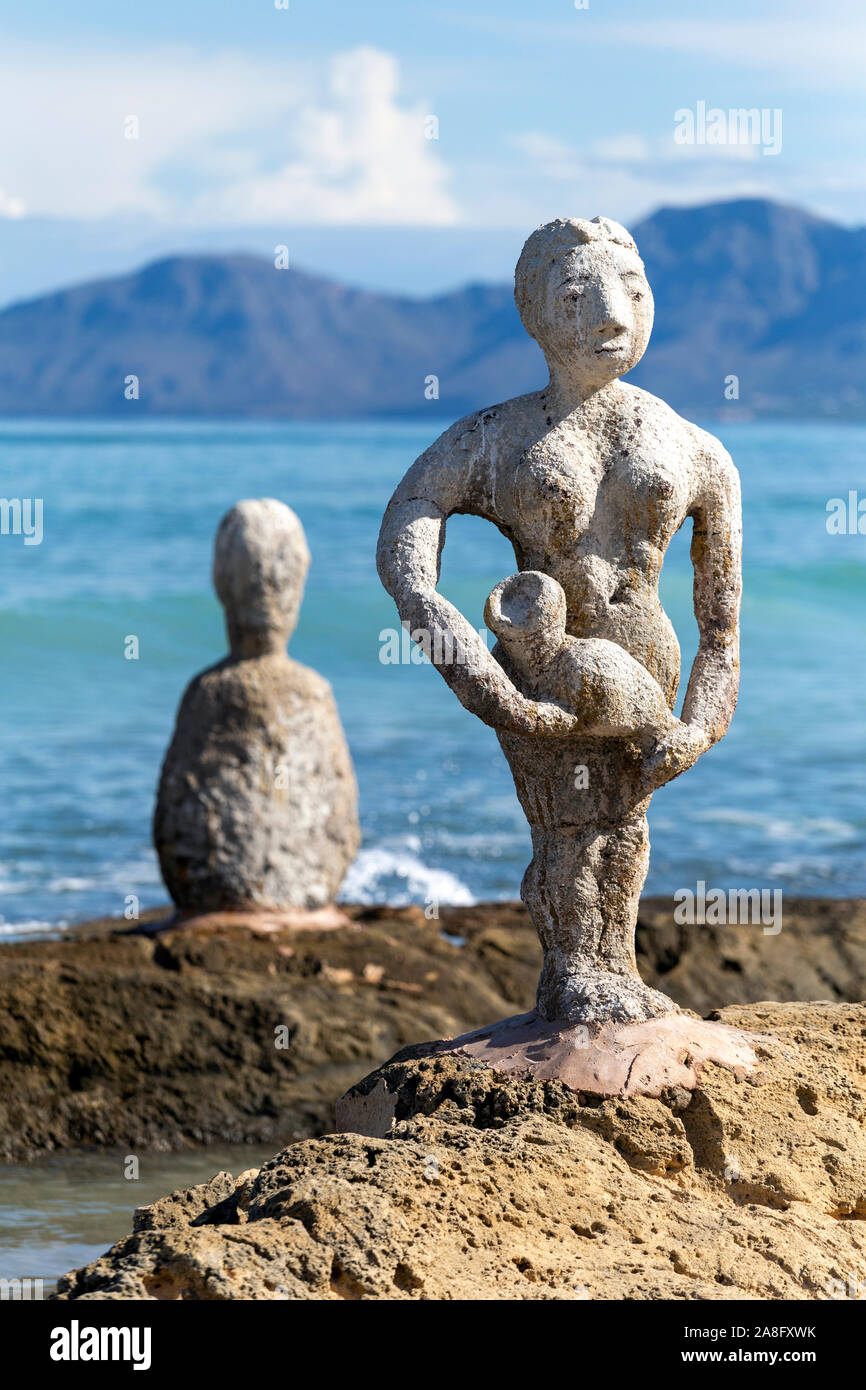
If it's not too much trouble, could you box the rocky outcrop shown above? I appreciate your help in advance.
[54,1002,866,1301]
[0,906,526,1162]
[2,899,865,1161]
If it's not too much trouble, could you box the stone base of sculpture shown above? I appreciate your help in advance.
[135,904,353,937]
[431,1009,762,1098]
[336,1009,764,1126]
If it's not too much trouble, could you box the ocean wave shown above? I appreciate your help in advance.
[0,917,68,939]
[47,876,96,892]
[340,845,476,907]
[44,859,162,895]
[690,809,858,840]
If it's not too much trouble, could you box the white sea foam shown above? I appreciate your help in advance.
[340,845,476,907]
[45,858,162,895]
[0,917,67,940]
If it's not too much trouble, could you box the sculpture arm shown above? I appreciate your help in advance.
[377,430,580,736]
[681,439,742,746]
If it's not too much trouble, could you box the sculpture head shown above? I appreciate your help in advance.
[514,216,653,393]
[485,570,567,674]
[213,498,310,657]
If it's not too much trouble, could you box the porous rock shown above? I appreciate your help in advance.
[54,1003,866,1301]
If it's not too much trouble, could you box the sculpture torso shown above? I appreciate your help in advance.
[387,379,722,836]
[155,652,360,912]
[471,381,695,706]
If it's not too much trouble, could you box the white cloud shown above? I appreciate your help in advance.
[0,44,458,226]
[497,129,779,231]
[0,188,26,218]
[511,133,585,183]
[593,135,652,165]
[601,19,865,89]
[445,13,866,92]
[192,49,457,225]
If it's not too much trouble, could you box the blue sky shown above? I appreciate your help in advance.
[0,0,863,298]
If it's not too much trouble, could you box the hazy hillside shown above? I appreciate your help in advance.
[0,198,862,419]
[629,199,866,416]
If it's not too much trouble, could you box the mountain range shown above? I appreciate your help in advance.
[0,198,863,420]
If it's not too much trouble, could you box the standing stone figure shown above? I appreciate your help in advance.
[374,216,756,1092]
[155,499,359,919]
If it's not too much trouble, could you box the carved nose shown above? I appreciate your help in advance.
[591,283,630,337]
[592,309,625,339]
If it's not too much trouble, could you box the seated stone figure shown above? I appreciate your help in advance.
[154,498,360,919]
[484,569,707,776]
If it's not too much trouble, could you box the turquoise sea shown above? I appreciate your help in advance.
[0,416,864,935]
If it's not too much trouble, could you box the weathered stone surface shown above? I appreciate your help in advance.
[2,899,864,1161]
[0,905,537,1162]
[377,217,742,1044]
[336,1011,764,1128]
[53,1003,866,1301]
[154,498,359,913]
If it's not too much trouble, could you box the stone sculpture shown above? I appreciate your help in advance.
[374,215,758,1094]
[154,498,359,922]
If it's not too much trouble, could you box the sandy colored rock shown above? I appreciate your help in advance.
[54,1003,866,1301]
[335,1011,764,1126]
[154,498,359,913]
[146,905,354,934]
[0,905,536,1162]
[2,898,865,1160]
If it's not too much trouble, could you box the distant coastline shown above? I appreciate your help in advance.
[0,199,864,422]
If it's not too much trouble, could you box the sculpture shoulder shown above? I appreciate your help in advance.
[615,381,702,452]
[282,657,340,706]
[171,660,231,716]
[174,656,336,719]
[616,383,739,509]
[388,392,544,518]
[682,419,740,515]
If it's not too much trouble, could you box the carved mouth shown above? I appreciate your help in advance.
[595,343,628,355]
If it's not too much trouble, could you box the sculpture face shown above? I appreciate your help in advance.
[535,238,654,387]
[213,498,310,655]
[514,218,655,392]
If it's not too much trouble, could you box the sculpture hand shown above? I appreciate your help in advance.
[438,643,585,737]
[495,694,585,738]
[641,721,710,792]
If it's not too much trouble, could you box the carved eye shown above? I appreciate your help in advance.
[624,274,645,300]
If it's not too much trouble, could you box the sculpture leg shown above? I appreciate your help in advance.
[523,812,678,1024]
